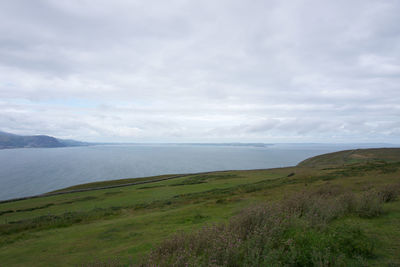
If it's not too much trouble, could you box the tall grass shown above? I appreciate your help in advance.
[141,183,399,267]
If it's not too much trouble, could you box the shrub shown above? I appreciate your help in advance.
[281,186,353,227]
[356,190,383,218]
[377,184,400,203]
[141,184,384,266]
[337,191,358,213]
[313,184,344,197]
[140,181,400,266]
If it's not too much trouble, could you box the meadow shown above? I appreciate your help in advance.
[0,148,399,266]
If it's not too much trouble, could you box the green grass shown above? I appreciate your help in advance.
[48,174,182,193]
[0,148,399,266]
[298,148,400,168]
[143,181,400,266]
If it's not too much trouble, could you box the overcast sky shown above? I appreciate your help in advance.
[0,0,399,143]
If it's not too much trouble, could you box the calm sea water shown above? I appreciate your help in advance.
[0,143,391,200]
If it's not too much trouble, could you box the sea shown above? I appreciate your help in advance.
[0,143,395,201]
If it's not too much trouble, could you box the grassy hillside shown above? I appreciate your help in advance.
[298,148,400,168]
[0,148,399,266]
[48,174,184,193]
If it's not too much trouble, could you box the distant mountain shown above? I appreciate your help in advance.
[0,131,90,149]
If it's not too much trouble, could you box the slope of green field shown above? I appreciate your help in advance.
[48,174,181,193]
[0,148,399,266]
[298,147,400,168]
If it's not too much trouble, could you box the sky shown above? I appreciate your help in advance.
[0,0,399,143]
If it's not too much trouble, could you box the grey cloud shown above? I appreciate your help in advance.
[0,0,399,142]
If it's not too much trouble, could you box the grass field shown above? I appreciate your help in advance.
[0,148,399,266]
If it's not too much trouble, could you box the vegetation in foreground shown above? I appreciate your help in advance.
[144,183,400,266]
[0,148,399,266]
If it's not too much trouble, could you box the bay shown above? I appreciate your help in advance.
[0,143,391,200]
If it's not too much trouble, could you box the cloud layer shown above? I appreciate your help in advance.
[1,0,399,142]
